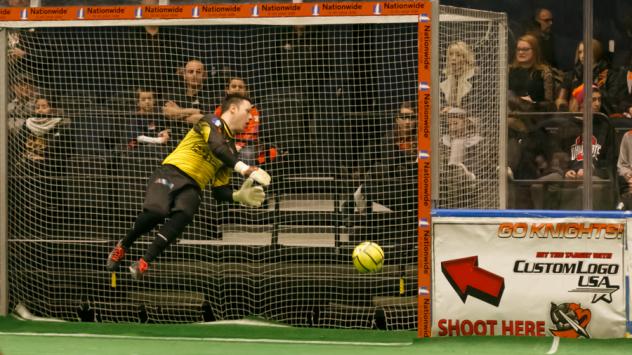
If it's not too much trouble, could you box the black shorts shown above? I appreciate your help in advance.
[142,164,202,218]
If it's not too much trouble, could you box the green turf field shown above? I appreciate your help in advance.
[0,317,630,355]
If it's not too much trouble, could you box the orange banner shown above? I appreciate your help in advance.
[22,7,72,21]
[380,1,429,15]
[197,4,252,19]
[0,7,20,21]
[133,5,193,20]
[76,7,136,20]
[251,3,312,17]
[0,2,429,22]
[311,2,373,17]
[416,1,433,339]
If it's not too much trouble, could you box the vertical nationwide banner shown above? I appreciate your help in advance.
[416,0,433,339]
[432,216,627,338]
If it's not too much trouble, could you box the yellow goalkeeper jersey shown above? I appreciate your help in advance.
[162,116,239,190]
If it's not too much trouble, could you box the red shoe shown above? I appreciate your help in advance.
[106,242,126,271]
[129,258,149,280]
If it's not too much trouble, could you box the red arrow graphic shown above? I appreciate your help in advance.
[441,256,505,307]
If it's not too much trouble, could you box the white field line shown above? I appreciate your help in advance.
[0,332,413,347]
[546,336,560,354]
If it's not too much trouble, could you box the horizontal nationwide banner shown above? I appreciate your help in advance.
[432,216,627,339]
[0,2,429,21]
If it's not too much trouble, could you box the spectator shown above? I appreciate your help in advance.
[508,34,555,112]
[214,77,260,166]
[441,108,481,181]
[564,88,612,180]
[515,88,615,209]
[13,95,71,234]
[354,105,418,215]
[440,41,479,112]
[616,98,632,207]
[617,121,632,207]
[562,87,617,209]
[569,83,606,115]
[526,8,558,69]
[345,105,418,255]
[622,99,632,119]
[556,40,614,113]
[606,53,632,118]
[18,96,70,165]
[163,59,213,141]
[127,88,170,150]
[6,0,32,63]
[8,29,26,63]
[7,74,37,136]
[439,108,484,208]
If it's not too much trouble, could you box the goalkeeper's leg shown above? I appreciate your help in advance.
[130,187,200,279]
[107,210,163,271]
[107,177,172,271]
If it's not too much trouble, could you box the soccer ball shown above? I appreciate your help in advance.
[352,241,384,273]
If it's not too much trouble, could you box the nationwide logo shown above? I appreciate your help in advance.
[418,150,430,160]
[419,13,430,22]
[441,256,505,306]
[419,81,430,91]
[20,8,27,20]
[134,7,142,19]
[192,6,200,18]
[418,286,429,295]
[373,3,381,15]
[77,8,85,19]
[251,5,259,17]
[312,4,320,16]
[418,218,429,228]
[549,302,591,338]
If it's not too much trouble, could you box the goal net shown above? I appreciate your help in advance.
[434,6,507,209]
[3,3,425,329]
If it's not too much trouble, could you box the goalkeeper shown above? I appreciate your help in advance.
[107,93,270,279]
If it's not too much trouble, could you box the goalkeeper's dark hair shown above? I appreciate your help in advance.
[221,93,252,113]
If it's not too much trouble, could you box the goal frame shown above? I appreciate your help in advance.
[0,1,436,337]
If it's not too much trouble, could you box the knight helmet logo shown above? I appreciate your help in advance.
[549,302,591,338]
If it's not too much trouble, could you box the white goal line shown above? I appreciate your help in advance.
[0,331,413,347]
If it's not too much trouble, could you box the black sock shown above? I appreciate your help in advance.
[143,233,170,262]
[121,210,163,249]
[143,211,193,262]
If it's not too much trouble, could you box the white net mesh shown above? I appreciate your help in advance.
[6,20,419,328]
[435,6,506,209]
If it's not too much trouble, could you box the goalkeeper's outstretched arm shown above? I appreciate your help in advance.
[213,179,266,208]
[203,115,271,187]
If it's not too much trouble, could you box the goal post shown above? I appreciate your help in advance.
[1,28,9,317]
[1,1,433,333]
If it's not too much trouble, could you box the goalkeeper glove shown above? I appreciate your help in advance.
[234,161,271,187]
[233,178,266,207]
